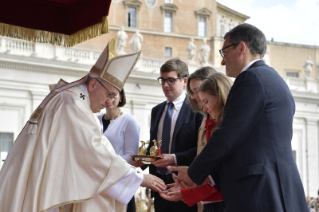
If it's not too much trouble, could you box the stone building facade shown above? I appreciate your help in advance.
[0,0,318,197]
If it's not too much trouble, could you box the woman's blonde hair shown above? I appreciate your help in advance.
[198,72,233,131]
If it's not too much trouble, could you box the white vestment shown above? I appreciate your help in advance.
[0,77,142,212]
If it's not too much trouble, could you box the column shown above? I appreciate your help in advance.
[306,118,319,197]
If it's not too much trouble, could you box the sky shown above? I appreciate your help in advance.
[218,0,319,45]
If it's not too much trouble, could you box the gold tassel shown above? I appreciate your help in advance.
[0,16,109,47]
[27,121,38,135]
[108,36,117,60]
[101,16,108,34]
[26,123,33,135]
[59,206,65,212]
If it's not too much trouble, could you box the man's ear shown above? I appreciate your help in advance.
[183,77,188,86]
[239,41,247,55]
[87,79,98,92]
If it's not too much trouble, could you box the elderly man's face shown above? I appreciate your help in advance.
[87,79,119,113]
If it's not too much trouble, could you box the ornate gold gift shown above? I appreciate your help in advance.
[131,140,163,164]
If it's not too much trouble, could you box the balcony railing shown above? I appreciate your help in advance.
[285,77,318,93]
[0,36,101,65]
[1,36,318,93]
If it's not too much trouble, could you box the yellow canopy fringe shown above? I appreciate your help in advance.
[0,16,109,47]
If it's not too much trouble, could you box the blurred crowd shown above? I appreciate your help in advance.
[307,197,319,212]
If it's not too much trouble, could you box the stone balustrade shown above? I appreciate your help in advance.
[1,36,318,92]
[1,37,35,56]
[285,77,318,93]
[0,36,101,65]
[142,58,164,73]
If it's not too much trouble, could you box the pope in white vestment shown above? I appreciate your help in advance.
[0,38,165,212]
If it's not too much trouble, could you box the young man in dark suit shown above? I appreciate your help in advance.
[148,58,203,212]
[171,24,308,212]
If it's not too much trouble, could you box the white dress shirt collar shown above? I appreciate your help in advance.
[167,92,186,112]
[240,59,261,73]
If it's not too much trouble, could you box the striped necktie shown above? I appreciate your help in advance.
[158,102,173,175]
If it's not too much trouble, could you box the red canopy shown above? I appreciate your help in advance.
[0,0,112,47]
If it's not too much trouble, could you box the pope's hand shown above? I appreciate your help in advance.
[152,154,175,167]
[141,174,166,192]
[167,166,196,187]
[130,158,144,167]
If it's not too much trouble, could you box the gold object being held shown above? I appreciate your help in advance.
[138,140,149,155]
[131,140,162,164]
[150,140,159,156]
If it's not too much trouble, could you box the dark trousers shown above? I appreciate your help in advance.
[203,202,224,212]
[127,196,136,212]
[153,173,197,212]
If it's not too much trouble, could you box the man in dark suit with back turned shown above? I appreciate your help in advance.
[171,24,308,212]
[148,58,203,212]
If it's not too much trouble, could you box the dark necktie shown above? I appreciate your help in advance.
[158,102,173,175]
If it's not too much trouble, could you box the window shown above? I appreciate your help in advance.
[165,47,172,57]
[286,72,299,78]
[198,17,206,36]
[128,7,136,28]
[160,3,178,32]
[0,133,13,169]
[124,0,142,28]
[164,12,172,32]
[195,8,211,36]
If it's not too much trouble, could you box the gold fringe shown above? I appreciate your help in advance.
[30,107,44,120]
[108,36,117,60]
[0,16,109,47]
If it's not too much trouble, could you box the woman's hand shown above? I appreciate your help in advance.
[159,173,185,202]
[160,189,184,202]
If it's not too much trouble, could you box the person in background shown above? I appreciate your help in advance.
[97,88,140,212]
[161,70,233,212]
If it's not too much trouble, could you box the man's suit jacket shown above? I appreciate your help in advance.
[188,60,308,212]
[148,96,203,176]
